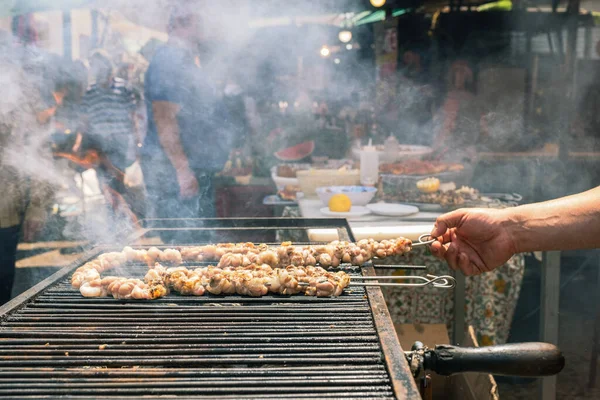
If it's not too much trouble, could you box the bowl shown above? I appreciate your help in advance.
[297,169,360,198]
[271,164,311,190]
[316,186,377,207]
[271,167,300,191]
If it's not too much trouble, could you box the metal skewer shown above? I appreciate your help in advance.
[372,265,427,270]
[350,274,455,289]
[411,233,436,247]
[297,274,456,290]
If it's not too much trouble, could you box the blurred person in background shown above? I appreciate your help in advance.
[391,50,436,146]
[80,49,141,225]
[573,67,600,151]
[432,60,485,163]
[222,73,251,152]
[53,60,88,135]
[142,5,232,242]
[0,31,55,304]
[430,186,600,276]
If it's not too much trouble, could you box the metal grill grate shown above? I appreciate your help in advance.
[0,219,421,399]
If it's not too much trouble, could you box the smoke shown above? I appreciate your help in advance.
[2,1,599,243]
[1,0,372,242]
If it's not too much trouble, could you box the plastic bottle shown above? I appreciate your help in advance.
[360,139,379,186]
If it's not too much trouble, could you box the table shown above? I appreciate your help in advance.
[478,143,559,162]
[297,198,438,242]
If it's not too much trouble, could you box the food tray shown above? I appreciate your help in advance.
[297,169,360,198]
[398,193,522,212]
[380,165,475,192]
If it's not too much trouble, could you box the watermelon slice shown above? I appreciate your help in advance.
[274,140,315,161]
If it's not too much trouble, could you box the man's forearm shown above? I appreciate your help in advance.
[503,186,600,253]
[152,101,189,172]
[159,126,189,172]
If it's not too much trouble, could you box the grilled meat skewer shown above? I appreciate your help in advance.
[75,263,454,299]
[118,237,412,268]
[154,264,351,298]
[122,237,412,268]
[76,264,351,299]
[71,238,412,290]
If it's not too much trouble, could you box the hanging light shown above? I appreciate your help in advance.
[320,46,330,57]
[370,0,386,7]
[338,30,352,43]
[334,58,341,64]
[346,44,353,50]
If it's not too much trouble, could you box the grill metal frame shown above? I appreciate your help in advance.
[0,218,421,399]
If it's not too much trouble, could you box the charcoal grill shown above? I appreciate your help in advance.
[0,218,423,399]
[0,218,564,399]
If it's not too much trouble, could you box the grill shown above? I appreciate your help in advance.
[0,218,421,399]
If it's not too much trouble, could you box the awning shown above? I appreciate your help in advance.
[0,0,92,17]
[354,9,412,26]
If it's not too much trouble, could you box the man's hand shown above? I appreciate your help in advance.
[429,208,518,276]
[177,168,199,199]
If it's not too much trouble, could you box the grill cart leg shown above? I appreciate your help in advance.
[588,251,600,389]
[539,251,561,400]
[453,272,466,345]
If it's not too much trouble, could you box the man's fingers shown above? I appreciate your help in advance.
[430,241,445,259]
[456,246,487,276]
[430,209,467,238]
[457,252,469,272]
[458,252,482,276]
[439,229,454,244]
[444,242,459,271]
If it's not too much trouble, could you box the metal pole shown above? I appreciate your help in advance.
[559,0,580,161]
[523,29,533,139]
[539,251,561,400]
[62,10,72,60]
[584,23,592,59]
[453,272,466,345]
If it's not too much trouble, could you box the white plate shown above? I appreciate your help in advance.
[320,206,372,219]
[366,203,419,217]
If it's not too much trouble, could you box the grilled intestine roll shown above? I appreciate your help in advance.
[216,237,412,269]
[79,279,107,297]
[178,242,268,262]
[156,264,351,298]
[172,238,411,267]
[71,251,129,289]
[106,277,167,300]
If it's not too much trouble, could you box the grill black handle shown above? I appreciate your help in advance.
[423,342,565,377]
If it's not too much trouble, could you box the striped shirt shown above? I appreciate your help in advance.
[82,78,136,170]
